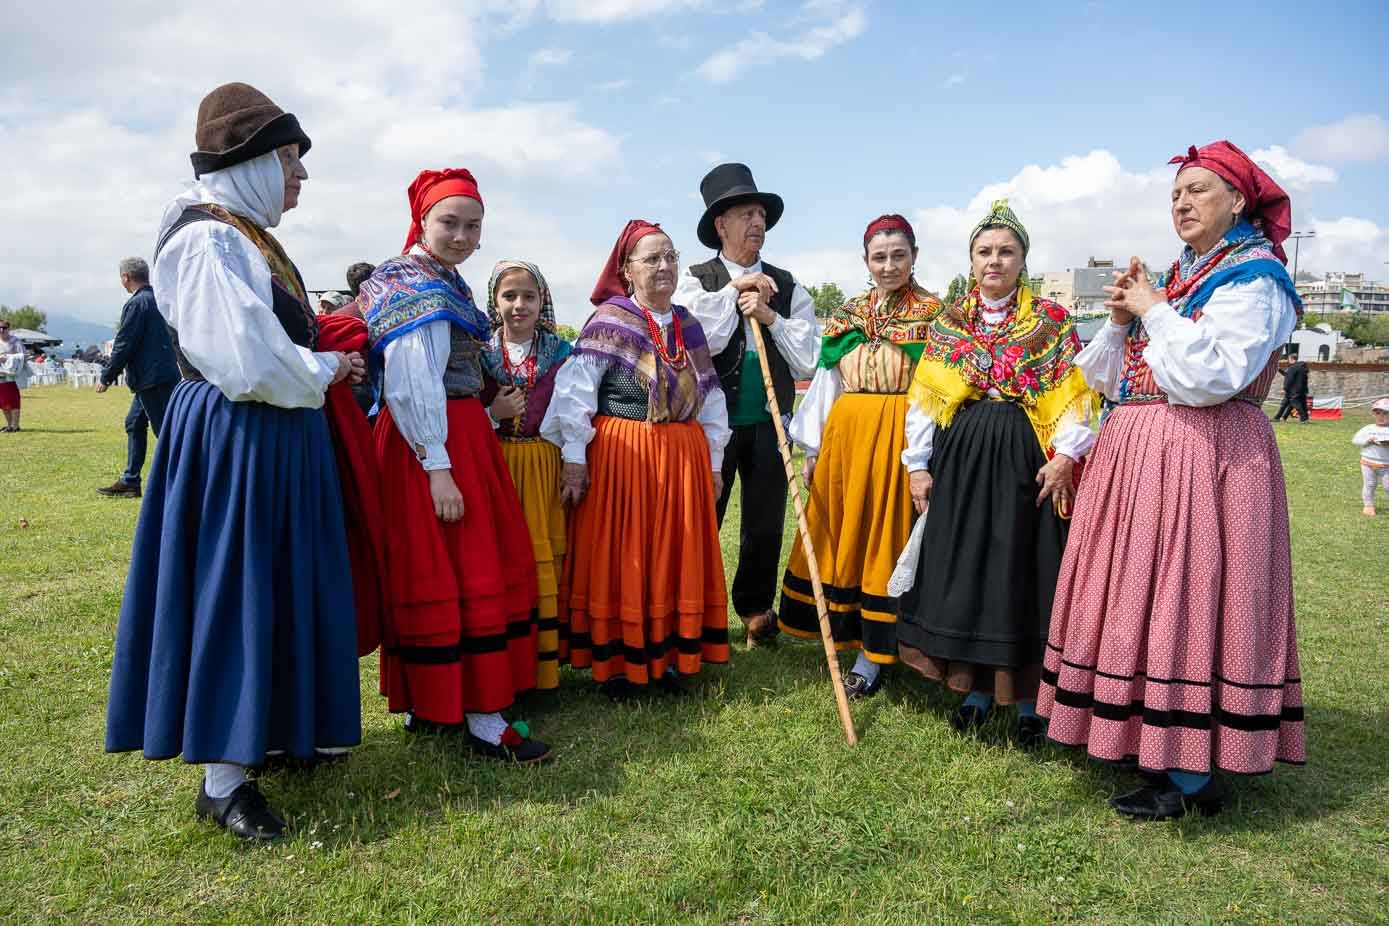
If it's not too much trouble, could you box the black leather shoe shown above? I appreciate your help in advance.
[96,480,141,498]
[951,703,990,734]
[403,712,464,735]
[1109,781,1223,821]
[602,677,641,702]
[657,667,687,696]
[195,782,286,840]
[843,670,883,700]
[256,749,350,773]
[467,732,554,765]
[1016,714,1047,750]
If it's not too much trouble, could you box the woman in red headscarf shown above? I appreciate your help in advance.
[540,220,731,700]
[779,215,944,698]
[361,168,551,763]
[1037,141,1306,819]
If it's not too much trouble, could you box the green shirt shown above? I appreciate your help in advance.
[728,350,772,426]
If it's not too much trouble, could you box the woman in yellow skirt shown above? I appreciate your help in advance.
[482,260,573,690]
[780,215,944,699]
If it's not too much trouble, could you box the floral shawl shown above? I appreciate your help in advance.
[362,252,490,356]
[819,278,943,370]
[909,283,1092,453]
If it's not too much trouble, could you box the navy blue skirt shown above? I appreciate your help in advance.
[106,380,362,765]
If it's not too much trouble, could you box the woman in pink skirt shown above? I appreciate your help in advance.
[1037,140,1306,820]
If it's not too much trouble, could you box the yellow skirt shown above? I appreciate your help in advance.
[780,393,914,664]
[499,437,566,690]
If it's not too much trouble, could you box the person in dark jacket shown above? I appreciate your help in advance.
[1273,358,1309,422]
[96,257,180,497]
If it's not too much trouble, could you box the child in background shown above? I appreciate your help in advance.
[1352,398,1389,516]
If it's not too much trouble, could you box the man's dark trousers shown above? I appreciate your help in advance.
[120,382,174,487]
[715,420,787,617]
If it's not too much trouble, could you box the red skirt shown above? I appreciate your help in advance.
[0,381,19,410]
[375,398,538,721]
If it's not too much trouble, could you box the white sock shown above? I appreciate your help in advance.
[203,763,247,799]
[465,712,509,745]
[315,746,350,756]
[851,652,881,683]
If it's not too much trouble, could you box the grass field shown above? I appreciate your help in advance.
[1,386,1386,925]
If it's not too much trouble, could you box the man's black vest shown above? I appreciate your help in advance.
[688,257,797,413]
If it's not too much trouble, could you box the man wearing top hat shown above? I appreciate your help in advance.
[675,163,821,648]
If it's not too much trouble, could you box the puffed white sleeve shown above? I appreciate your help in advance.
[539,355,605,465]
[164,231,339,408]
[381,320,452,471]
[788,365,843,457]
[902,403,936,471]
[674,268,741,354]
[1052,416,1098,461]
[1139,276,1298,407]
[1074,321,1129,403]
[766,281,822,379]
[697,385,731,471]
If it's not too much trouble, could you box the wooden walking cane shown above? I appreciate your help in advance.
[747,320,858,746]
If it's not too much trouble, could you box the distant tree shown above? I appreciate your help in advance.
[944,274,969,306]
[555,323,580,343]
[807,282,846,318]
[0,304,46,332]
[1314,311,1389,346]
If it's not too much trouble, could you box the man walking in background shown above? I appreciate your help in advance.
[96,257,179,498]
[1274,358,1310,422]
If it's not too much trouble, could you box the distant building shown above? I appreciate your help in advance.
[1296,272,1389,316]
[1038,271,1074,309]
[1032,258,1121,317]
[1285,323,1346,362]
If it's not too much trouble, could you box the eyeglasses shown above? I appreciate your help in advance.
[627,251,680,269]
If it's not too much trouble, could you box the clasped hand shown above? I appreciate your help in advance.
[1102,256,1164,324]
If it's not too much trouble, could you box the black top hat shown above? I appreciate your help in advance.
[696,163,784,250]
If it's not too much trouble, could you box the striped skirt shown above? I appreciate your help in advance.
[559,415,729,685]
[375,398,538,722]
[1037,400,1306,775]
[499,436,566,690]
[780,393,914,664]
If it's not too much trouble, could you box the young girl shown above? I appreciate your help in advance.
[1353,398,1389,516]
[482,260,573,690]
[362,168,551,763]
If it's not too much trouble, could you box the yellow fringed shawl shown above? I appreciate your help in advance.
[907,284,1095,453]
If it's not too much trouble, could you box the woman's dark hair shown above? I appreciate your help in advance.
[345,261,376,297]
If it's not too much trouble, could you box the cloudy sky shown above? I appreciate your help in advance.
[4,0,1387,328]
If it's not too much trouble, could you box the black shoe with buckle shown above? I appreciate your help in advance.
[843,670,883,700]
[1109,780,1224,821]
[195,782,286,841]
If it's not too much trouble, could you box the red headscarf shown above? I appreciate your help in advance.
[864,213,915,248]
[402,168,484,254]
[590,219,665,306]
[1169,141,1291,262]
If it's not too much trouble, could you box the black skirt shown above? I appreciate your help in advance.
[897,399,1068,670]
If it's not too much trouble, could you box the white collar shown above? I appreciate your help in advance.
[719,252,762,276]
[980,288,1018,311]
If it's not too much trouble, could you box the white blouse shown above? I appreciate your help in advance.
[1076,275,1299,406]
[152,222,339,409]
[538,306,731,470]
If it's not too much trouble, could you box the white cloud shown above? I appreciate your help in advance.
[594,78,632,92]
[544,0,708,22]
[697,6,866,82]
[1294,113,1389,164]
[943,73,965,88]
[1251,145,1337,192]
[1290,216,1389,278]
[529,47,573,68]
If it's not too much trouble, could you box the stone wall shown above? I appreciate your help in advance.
[1287,363,1389,402]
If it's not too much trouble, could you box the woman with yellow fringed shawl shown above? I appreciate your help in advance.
[780,214,943,701]
[896,200,1096,750]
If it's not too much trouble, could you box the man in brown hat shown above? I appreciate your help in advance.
[675,163,821,647]
[106,82,365,842]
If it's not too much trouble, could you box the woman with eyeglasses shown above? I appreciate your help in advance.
[541,220,731,700]
[0,321,25,432]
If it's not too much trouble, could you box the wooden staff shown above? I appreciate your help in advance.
[747,320,858,746]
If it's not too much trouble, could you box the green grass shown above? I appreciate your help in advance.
[1,387,1386,925]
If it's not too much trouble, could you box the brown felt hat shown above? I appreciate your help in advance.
[190,82,312,178]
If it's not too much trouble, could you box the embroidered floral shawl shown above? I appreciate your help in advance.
[362,253,490,356]
[819,279,943,370]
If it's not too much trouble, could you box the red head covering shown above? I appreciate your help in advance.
[863,213,916,248]
[402,168,484,254]
[590,219,665,306]
[1169,141,1291,262]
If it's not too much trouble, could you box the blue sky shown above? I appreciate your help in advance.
[3,0,1387,327]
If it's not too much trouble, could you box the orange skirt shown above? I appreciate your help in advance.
[559,416,729,685]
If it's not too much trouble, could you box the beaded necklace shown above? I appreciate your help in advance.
[638,302,689,370]
[499,336,537,430]
[967,290,1020,369]
[863,287,909,351]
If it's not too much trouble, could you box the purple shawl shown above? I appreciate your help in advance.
[573,296,719,423]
